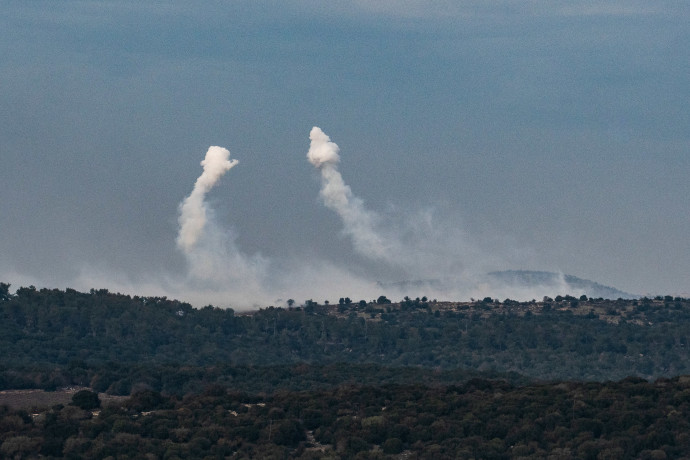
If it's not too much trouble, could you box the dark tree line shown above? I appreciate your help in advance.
[3,285,690,390]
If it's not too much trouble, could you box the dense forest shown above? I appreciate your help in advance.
[2,283,690,458]
[1,284,689,390]
[2,376,690,458]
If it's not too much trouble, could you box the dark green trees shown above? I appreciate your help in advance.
[0,282,10,302]
[71,390,100,410]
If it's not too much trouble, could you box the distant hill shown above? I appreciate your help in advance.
[380,270,638,300]
[487,270,638,299]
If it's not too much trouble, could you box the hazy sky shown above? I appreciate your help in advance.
[2,1,689,307]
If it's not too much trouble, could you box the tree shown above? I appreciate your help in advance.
[0,282,10,302]
[377,296,391,305]
[1,436,41,458]
[304,300,317,314]
[272,420,305,446]
[71,390,100,410]
[383,437,404,454]
[124,390,168,412]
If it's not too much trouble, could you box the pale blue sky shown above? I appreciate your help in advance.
[1,1,688,303]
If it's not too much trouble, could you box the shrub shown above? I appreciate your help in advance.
[71,390,100,410]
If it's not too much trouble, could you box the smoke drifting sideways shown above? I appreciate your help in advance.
[306,127,472,281]
[173,145,383,309]
[97,135,628,307]
[306,126,593,302]
[0,138,604,310]
[307,127,398,265]
[175,146,268,305]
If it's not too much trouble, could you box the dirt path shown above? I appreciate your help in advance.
[0,387,126,410]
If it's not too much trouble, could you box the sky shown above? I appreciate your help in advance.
[1,0,689,308]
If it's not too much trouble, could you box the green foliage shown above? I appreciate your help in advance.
[2,283,690,392]
[0,282,10,302]
[124,390,169,412]
[4,377,690,458]
[70,390,100,410]
[382,437,403,454]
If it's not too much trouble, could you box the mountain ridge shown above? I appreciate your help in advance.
[488,270,638,299]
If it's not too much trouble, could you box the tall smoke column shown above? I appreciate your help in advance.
[177,146,238,253]
[307,127,395,263]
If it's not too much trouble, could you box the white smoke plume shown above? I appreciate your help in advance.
[305,126,563,301]
[177,146,238,253]
[171,143,386,309]
[0,136,621,310]
[307,127,400,264]
[306,126,473,281]
[174,146,269,306]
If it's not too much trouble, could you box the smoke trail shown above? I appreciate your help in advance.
[305,127,590,300]
[307,127,398,264]
[306,126,485,298]
[177,146,238,253]
[306,126,469,280]
[169,141,392,308]
[174,145,273,306]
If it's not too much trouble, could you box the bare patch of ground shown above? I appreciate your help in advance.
[0,387,126,410]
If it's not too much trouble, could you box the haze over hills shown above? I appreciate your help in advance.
[487,270,638,300]
[1,282,688,384]
[379,270,637,301]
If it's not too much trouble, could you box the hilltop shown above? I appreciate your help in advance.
[1,283,689,394]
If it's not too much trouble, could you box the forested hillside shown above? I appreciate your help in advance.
[1,283,690,393]
[4,284,690,458]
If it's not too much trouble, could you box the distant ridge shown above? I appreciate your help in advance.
[488,270,638,300]
[378,270,638,300]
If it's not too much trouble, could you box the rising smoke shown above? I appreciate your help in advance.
[306,126,472,278]
[4,136,602,310]
[177,146,238,253]
[175,146,268,304]
[171,143,385,308]
[0,131,603,310]
[162,132,632,306]
[307,127,400,265]
[305,126,596,301]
